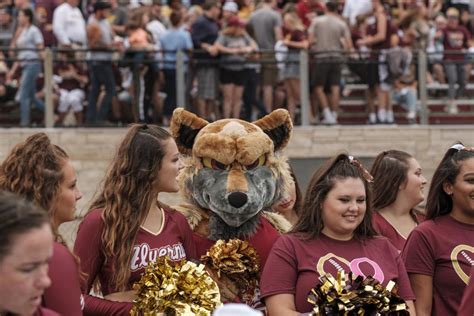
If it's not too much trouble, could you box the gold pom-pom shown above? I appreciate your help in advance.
[307,271,410,315]
[130,257,222,316]
[200,239,260,304]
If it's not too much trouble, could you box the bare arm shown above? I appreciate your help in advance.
[274,25,283,42]
[358,12,387,46]
[265,293,300,316]
[409,274,433,316]
[406,300,417,316]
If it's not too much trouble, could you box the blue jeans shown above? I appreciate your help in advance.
[19,62,44,126]
[393,87,417,113]
[86,62,115,123]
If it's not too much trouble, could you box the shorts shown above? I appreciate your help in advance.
[58,89,85,113]
[220,68,248,86]
[366,62,380,88]
[311,60,341,88]
[260,53,278,87]
[196,66,219,100]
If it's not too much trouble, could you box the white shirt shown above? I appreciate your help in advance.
[52,2,87,45]
[342,0,372,26]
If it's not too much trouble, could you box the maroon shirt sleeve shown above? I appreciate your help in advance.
[260,235,298,300]
[401,226,435,276]
[42,242,83,316]
[458,266,474,316]
[74,210,133,315]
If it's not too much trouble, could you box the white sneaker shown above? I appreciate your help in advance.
[377,109,387,123]
[369,112,377,124]
[446,101,459,114]
[386,111,394,124]
[407,111,416,120]
[322,108,336,125]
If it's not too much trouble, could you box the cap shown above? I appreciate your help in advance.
[446,7,459,17]
[222,1,238,13]
[227,16,245,27]
[93,1,112,12]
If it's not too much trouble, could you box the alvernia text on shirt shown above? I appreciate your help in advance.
[131,242,186,271]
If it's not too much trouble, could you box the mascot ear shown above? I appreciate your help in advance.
[170,108,209,155]
[253,109,293,151]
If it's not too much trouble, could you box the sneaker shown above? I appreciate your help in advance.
[386,111,395,124]
[446,101,459,114]
[322,108,336,125]
[368,112,377,124]
[406,111,416,120]
[377,109,387,123]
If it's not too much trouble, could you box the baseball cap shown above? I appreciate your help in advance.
[222,1,238,13]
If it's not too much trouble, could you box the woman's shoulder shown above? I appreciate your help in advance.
[163,204,191,228]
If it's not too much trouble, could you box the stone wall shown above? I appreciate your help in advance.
[1,126,473,244]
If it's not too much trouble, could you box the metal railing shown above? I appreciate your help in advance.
[2,46,472,127]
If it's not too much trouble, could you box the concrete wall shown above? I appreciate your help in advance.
[1,125,473,244]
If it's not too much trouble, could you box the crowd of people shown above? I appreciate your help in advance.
[1,0,474,126]
[0,124,473,315]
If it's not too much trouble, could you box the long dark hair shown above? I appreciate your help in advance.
[292,153,376,240]
[0,192,49,262]
[425,143,474,220]
[371,150,413,210]
[89,124,172,291]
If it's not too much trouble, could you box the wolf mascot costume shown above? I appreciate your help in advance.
[170,108,294,307]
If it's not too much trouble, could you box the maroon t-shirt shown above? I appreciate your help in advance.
[42,242,83,315]
[193,215,281,268]
[74,207,197,315]
[260,233,415,313]
[458,266,474,316]
[443,25,471,61]
[54,63,86,91]
[372,211,424,252]
[402,215,474,316]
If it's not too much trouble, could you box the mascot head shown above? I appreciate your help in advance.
[170,108,293,240]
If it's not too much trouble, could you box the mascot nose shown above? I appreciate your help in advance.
[227,192,248,208]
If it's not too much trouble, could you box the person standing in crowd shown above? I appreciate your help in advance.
[6,8,44,127]
[74,124,197,315]
[442,7,471,115]
[357,0,394,124]
[86,1,117,125]
[271,166,302,226]
[52,0,86,47]
[0,8,14,48]
[160,10,193,125]
[191,0,220,121]
[281,12,307,123]
[215,16,257,119]
[370,150,427,251]
[221,1,238,26]
[0,193,57,316]
[295,0,324,28]
[260,154,415,315]
[402,143,474,316]
[248,0,282,114]
[0,133,84,315]
[309,1,352,125]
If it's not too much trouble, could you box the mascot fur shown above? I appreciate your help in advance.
[170,108,294,307]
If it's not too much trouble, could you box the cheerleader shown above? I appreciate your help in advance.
[260,154,415,315]
[74,124,197,315]
[370,150,427,250]
[0,133,83,315]
[402,143,474,316]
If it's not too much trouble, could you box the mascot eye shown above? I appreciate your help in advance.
[245,155,266,170]
[202,157,229,170]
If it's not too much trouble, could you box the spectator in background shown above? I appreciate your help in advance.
[309,1,352,125]
[215,16,257,119]
[54,51,88,126]
[108,0,128,37]
[191,0,220,120]
[160,10,193,125]
[248,0,282,113]
[342,0,372,26]
[0,8,13,49]
[357,0,395,124]
[222,1,238,26]
[281,12,307,123]
[7,8,44,127]
[443,7,470,114]
[427,13,447,84]
[52,0,86,47]
[184,5,203,31]
[296,0,324,28]
[35,0,60,47]
[86,1,116,125]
